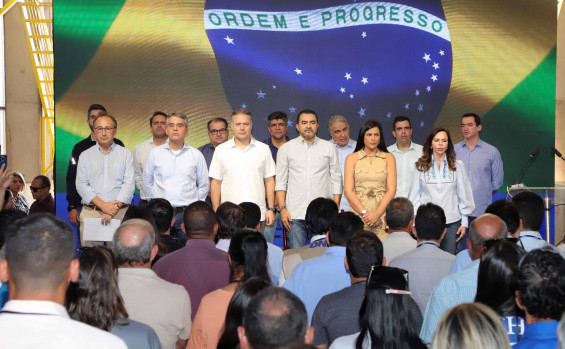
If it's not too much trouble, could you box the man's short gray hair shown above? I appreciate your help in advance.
[167,113,189,128]
[327,115,349,134]
[113,219,156,265]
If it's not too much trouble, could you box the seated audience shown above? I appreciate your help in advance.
[451,198,520,274]
[66,247,162,348]
[382,197,417,263]
[188,229,271,349]
[114,219,191,349]
[312,231,384,348]
[390,203,454,313]
[217,277,271,349]
[330,266,425,349]
[0,214,126,347]
[147,198,185,253]
[513,248,565,349]
[215,201,246,252]
[474,239,526,344]
[280,197,339,285]
[29,175,55,214]
[153,201,230,320]
[240,201,283,285]
[8,171,29,214]
[284,212,364,323]
[420,213,508,343]
[238,287,314,349]
[431,303,511,349]
[512,192,550,251]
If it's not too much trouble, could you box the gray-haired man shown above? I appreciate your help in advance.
[328,115,356,212]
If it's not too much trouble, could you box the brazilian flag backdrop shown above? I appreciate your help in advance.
[54,0,556,196]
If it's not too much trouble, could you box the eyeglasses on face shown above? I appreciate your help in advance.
[30,186,47,192]
[209,128,227,135]
[94,126,115,133]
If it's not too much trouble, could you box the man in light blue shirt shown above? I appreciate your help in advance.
[420,213,508,343]
[76,114,134,246]
[512,192,550,251]
[454,113,504,253]
[328,115,356,212]
[143,113,209,245]
[387,116,423,198]
[283,212,364,324]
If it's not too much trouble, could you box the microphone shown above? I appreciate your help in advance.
[514,144,539,184]
[551,146,565,161]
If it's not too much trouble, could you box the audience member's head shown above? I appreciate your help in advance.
[217,202,246,240]
[475,240,526,317]
[240,202,262,231]
[414,203,446,241]
[146,198,174,235]
[228,229,270,283]
[0,209,27,252]
[515,248,565,322]
[2,189,14,210]
[431,303,511,349]
[30,175,51,203]
[183,201,217,239]
[0,214,77,300]
[512,191,544,233]
[122,205,159,238]
[485,199,520,235]
[66,247,129,331]
[218,277,271,349]
[113,219,157,267]
[328,212,364,247]
[385,197,414,231]
[358,266,425,348]
[346,231,384,279]
[305,197,338,238]
[468,213,508,260]
[239,287,313,349]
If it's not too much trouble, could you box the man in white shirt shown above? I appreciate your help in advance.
[276,109,343,248]
[387,116,423,198]
[382,197,417,263]
[143,113,209,245]
[328,115,357,212]
[210,109,276,226]
[115,219,192,349]
[0,214,126,348]
[132,111,168,206]
[76,113,134,246]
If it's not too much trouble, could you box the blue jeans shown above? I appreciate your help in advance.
[170,211,187,247]
[455,216,476,254]
[288,219,308,249]
[440,219,462,255]
[263,211,282,244]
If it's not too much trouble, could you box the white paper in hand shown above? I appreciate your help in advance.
[83,218,121,242]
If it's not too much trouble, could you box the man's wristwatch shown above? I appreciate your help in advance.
[361,209,367,215]
[67,206,76,212]
[268,207,276,212]
[276,206,286,212]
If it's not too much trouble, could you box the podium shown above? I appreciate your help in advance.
[508,185,565,244]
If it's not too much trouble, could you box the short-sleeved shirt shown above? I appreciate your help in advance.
[209,138,275,221]
[387,142,423,198]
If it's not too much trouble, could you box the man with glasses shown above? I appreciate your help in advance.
[198,118,229,169]
[132,112,168,206]
[66,104,125,227]
[29,175,54,215]
[76,114,134,246]
[143,113,209,245]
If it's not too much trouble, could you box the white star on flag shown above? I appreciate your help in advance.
[345,73,352,80]
[405,103,410,110]
[415,89,420,96]
[423,53,431,62]
[257,90,266,98]
[362,32,367,38]
[289,107,296,114]
[386,112,392,119]
[431,75,438,82]
[272,85,277,89]
[432,62,439,70]
[294,68,302,75]
[340,87,346,93]
[358,107,366,118]
[241,103,247,108]
[224,36,234,44]
[361,77,368,85]
[439,50,445,56]
[287,120,294,127]
[349,94,354,99]
[420,121,425,127]
[418,104,423,112]
[426,86,432,92]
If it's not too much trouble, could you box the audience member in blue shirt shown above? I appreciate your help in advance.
[512,192,550,252]
[283,212,364,324]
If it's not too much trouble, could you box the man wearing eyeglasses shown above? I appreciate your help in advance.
[132,112,168,206]
[143,113,209,245]
[29,175,55,215]
[198,118,229,169]
[76,114,134,246]
[66,104,125,227]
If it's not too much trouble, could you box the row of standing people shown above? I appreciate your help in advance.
[66,104,503,255]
